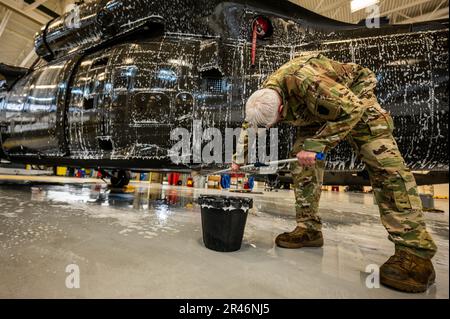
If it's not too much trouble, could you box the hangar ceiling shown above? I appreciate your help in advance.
[0,0,74,68]
[295,0,449,24]
[0,0,449,67]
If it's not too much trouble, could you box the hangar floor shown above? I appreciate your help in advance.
[0,177,448,299]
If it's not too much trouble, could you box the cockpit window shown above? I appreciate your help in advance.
[27,61,66,113]
[4,76,31,111]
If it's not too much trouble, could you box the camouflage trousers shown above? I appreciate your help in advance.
[290,105,437,259]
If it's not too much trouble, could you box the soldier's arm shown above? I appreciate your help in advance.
[350,65,378,101]
[302,76,368,153]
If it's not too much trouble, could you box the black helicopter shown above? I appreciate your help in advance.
[0,0,448,188]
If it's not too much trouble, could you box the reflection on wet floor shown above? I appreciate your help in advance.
[0,180,448,299]
[30,184,196,209]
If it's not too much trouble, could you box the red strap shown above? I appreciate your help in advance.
[251,24,258,66]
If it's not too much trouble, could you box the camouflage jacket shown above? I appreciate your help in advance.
[233,53,379,164]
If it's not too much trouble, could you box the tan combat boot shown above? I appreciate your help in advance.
[380,249,436,293]
[275,227,324,249]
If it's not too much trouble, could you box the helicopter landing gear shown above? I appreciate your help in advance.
[99,169,131,188]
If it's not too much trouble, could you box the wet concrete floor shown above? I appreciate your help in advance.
[0,178,448,298]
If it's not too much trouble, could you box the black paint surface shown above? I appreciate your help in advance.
[0,0,448,173]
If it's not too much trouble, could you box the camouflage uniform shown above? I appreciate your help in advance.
[235,53,437,259]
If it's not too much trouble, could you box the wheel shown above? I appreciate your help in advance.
[110,170,131,188]
[265,175,280,190]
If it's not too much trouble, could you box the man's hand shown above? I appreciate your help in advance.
[231,163,241,172]
[297,151,317,167]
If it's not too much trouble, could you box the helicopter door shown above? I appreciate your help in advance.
[67,54,113,156]
[131,91,173,158]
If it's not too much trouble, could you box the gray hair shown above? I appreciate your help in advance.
[245,89,281,127]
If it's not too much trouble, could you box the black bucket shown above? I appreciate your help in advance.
[198,195,253,252]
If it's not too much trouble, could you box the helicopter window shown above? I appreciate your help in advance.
[174,92,193,120]
[206,78,223,94]
[175,92,193,106]
[113,66,137,91]
[201,69,226,94]
[91,57,109,69]
[91,78,105,94]
[83,97,95,110]
[152,68,177,89]
[113,76,128,91]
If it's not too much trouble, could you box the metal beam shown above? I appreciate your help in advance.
[317,0,349,14]
[60,0,75,14]
[380,0,433,17]
[331,6,343,19]
[4,28,33,41]
[393,11,412,24]
[435,12,450,19]
[19,48,36,67]
[426,0,447,19]
[24,0,48,12]
[0,8,12,37]
[396,12,412,19]
[24,0,59,18]
[314,0,326,12]
[400,7,449,23]
[0,0,50,25]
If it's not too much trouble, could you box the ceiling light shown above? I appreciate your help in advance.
[351,0,379,13]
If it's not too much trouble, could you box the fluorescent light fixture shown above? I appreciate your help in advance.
[351,0,379,13]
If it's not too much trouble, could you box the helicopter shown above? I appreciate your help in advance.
[0,0,448,188]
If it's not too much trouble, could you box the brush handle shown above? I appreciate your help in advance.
[212,153,327,175]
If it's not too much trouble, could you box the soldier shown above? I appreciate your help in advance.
[232,53,437,293]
